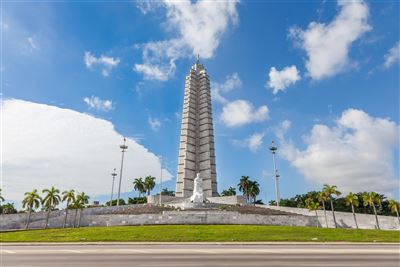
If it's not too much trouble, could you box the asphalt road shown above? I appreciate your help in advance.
[1,243,399,267]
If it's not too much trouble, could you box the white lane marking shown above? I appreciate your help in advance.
[61,249,84,254]
[1,248,398,255]
[2,250,16,254]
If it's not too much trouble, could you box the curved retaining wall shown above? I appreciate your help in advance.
[258,205,400,230]
[0,205,317,231]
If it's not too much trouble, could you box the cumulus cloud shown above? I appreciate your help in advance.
[2,99,172,202]
[383,42,400,69]
[212,72,242,103]
[220,100,269,127]
[148,117,162,131]
[83,96,113,112]
[233,132,265,152]
[133,39,183,81]
[267,66,300,94]
[134,0,239,80]
[278,109,399,194]
[84,51,120,77]
[289,0,371,80]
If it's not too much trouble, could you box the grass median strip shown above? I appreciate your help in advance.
[1,225,399,243]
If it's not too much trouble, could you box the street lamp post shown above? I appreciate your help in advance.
[117,137,128,206]
[110,168,117,206]
[159,156,163,206]
[276,169,281,205]
[269,141,279,207]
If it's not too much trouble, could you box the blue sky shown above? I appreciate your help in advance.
[2,0,399,206]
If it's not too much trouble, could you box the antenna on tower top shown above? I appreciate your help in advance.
[196,54,200,64]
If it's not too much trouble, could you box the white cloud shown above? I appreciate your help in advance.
[0,22,9,30]
[278,109,399,194]
[289,0,371,80]
[2,99,172,202]
[83,96,113,112]
[27,36,38,50]
[84,51,120,77]
[212,72,242,103]
[383,42,400,69]
[133,39,182,81]
[134,0,239,80]
[220,100,269,127]
[148,117,161,131]
[234,132,265,152]
[267,66,300,94]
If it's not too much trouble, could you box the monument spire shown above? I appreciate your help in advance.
[175,60,218,198]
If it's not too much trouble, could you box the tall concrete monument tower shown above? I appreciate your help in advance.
[175,57,218,198]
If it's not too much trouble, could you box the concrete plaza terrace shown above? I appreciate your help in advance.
[1,203,399,231]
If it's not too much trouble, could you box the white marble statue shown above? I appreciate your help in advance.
[190,173,205,203]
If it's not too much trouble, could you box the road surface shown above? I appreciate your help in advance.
[1,243,399,267]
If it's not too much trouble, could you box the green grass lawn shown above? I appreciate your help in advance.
[1,225,399,242]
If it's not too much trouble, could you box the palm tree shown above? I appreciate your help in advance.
[221,187,236,196]
[133,178,145,197]
[0,188,4,203]
[144,176,156,196]
[306,197,320,227]
[76,192,90,228]
[323,184,341,228]
[62,189,75,228]
[72,199,81,228]
[345,192,359,229]
[42,187,61,229]
[247,181,260,204]
[22,189,41,230]
[388,200,399,223]
[238,176,251,203]
[317,191,328,228]
[362,192,381,230]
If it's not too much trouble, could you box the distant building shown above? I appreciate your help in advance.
[175,57,218,197]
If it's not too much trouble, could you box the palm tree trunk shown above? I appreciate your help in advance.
[26,208,32,230]
[372,204,380,230]
[315,210,319,228]
[351,204,358,229]
[74,209,78,228]
[78,208,83,228]
[330,199,337,228]
[321,201,328,228]
[63,201,69,228]
[44,209,50,229]
[396,210,399,224]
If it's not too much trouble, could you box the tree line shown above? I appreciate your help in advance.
[270,184,399,229]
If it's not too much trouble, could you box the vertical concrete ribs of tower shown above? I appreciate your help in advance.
[175,62,218,198]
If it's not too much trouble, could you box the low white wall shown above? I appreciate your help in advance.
[147,195,183,205]
[207,195,246,205]
[0,209,316,230]
[147,195,246,206]
[258,205,400,230]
